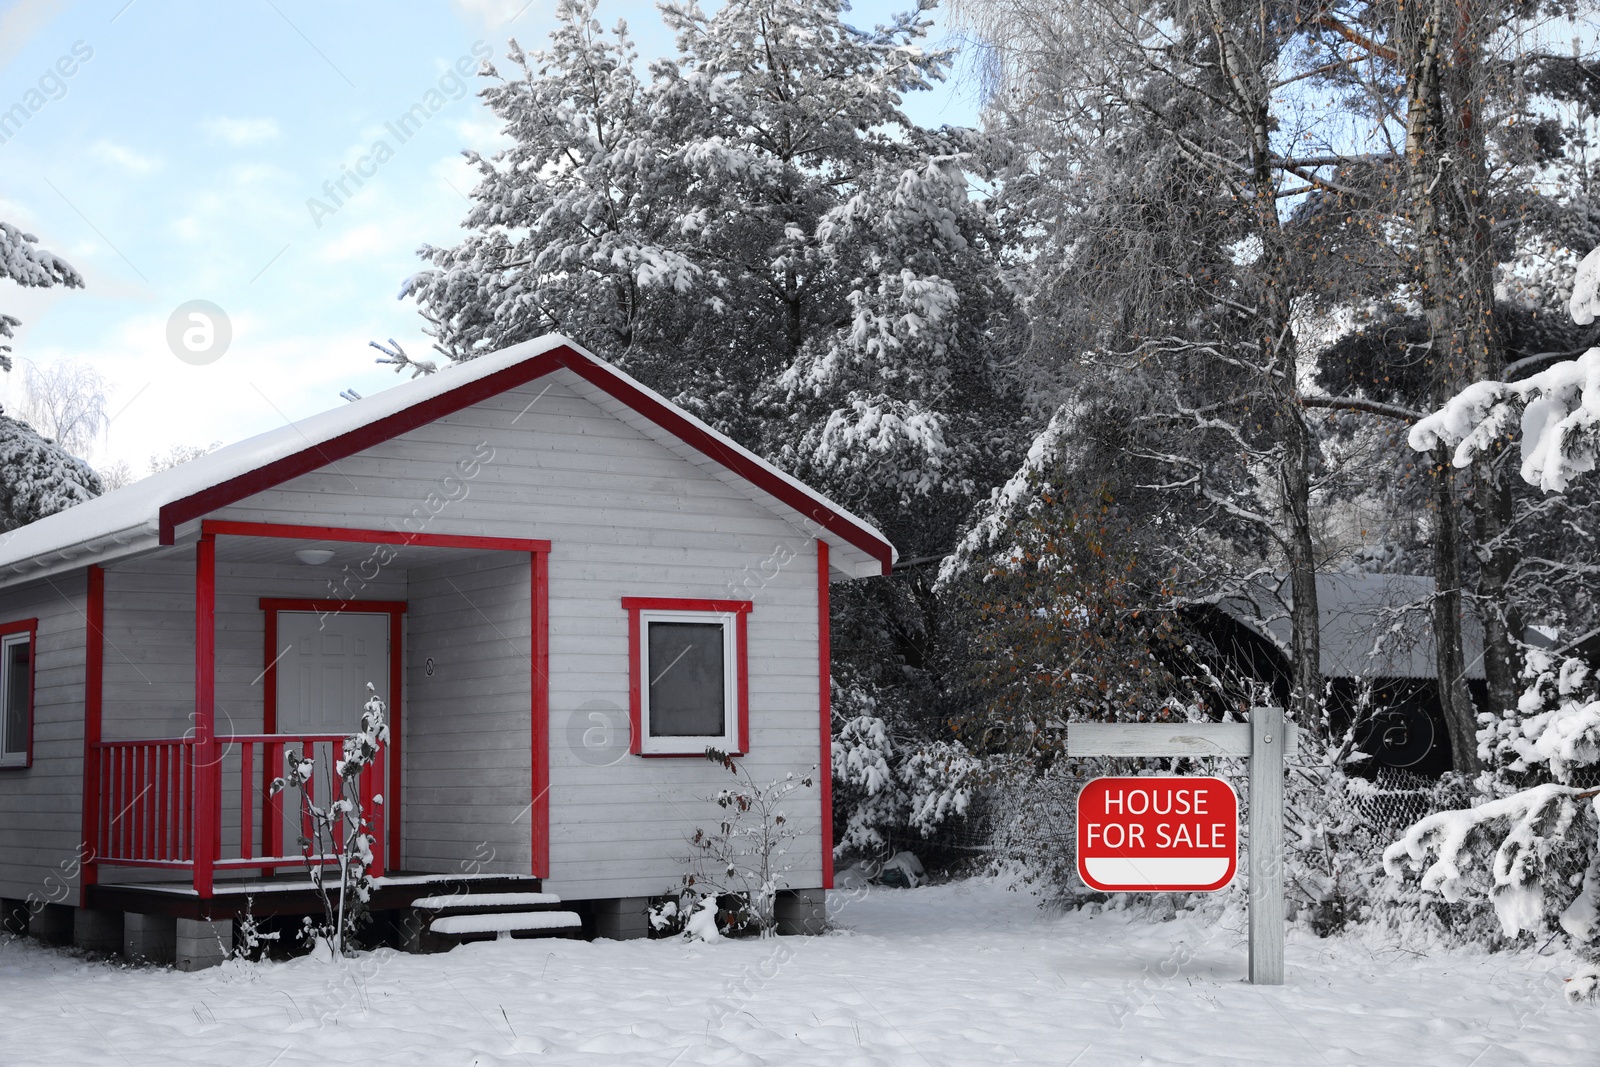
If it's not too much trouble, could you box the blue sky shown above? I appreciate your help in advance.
[0,0,979,471]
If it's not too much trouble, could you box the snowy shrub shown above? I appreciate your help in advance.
[1481,650,1600,781]
[830,688,981,862]
[683,896,723,943]
[670,750,816,938]
[1385,655,1600,988]
[231,897,280,963]
[645,896,685,938]
[270,684,389,958]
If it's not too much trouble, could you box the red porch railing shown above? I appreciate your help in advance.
[89,733,385,893]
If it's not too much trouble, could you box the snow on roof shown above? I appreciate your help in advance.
[1223,572,1486,681]
[0,335,895,579]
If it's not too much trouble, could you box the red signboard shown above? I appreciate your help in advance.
[1076,776,1238,892]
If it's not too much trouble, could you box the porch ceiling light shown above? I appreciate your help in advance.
[294,548,335,566]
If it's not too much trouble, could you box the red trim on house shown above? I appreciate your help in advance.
[257,598,406,877]
[203,519,550,555]
[80,568,104,897]
[817,542,834,890]
[386,609,402,873]
[736,609,750,755]
[627,603,642,757]
[258,598,409,616]
[261,604,279,868]
[0,616,38,772]
[620,598,755,615]
[621,597,752,758]
[152,345,891,574]
[531,551,550,878]
[193,536,217,898]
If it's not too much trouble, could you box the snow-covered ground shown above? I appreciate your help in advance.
[2,878,1594,1065]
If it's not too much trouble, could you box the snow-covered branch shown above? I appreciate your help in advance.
[1409,247,1600,492]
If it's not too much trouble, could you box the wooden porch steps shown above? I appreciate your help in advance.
[409,889,584,951]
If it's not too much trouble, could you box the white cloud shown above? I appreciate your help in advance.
[201,117,282,146]
[90,140,160,174]
[450,0,547,29]
[28,311,422,469]
[318,223,400,263]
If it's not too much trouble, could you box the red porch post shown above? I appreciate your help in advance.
[79,564,105,899]
[193,535,217,898]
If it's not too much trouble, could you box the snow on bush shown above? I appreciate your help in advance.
[1408,348,1600,492]
[663,750,816,939]
[830,688,979,858]
[1385,654,1600,992]
[1383,782,1594,938]
[1482,650,1600,781]
[270,683,389,958]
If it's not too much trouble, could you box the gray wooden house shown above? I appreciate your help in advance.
[0,337,893,966]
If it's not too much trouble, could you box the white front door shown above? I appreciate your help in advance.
[273,611,391,864]
[276,611,390,734]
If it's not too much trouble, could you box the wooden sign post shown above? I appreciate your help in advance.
[1066,707,1294,985]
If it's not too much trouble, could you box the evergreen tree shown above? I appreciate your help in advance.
[0,220,82,373]
[0,218,98,530]
[0,409,103,532]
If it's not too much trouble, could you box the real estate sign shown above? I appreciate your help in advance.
[1076,776,1238,892]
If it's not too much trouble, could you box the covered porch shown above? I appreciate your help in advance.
[79,520,551,900]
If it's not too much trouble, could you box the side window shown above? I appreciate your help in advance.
[622,599,750,756]
[0,622,36,768]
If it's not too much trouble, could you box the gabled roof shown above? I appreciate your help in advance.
[1221,572,1486,680]
[0,336,896,582]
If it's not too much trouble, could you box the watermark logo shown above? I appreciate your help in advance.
[0,40,93,146]
[565,699,630,767]
[166,300,232,365]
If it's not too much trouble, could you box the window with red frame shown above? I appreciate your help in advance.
[623,599,750,756]
[0,621,35,768]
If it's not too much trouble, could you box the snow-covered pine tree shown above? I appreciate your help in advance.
[0,218,98,530]
[0,408,102,532]
[401,0,687,369]
[0,220,82,373]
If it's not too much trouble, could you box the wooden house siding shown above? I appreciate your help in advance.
[403,552,533,877]
[0,572,87,902]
